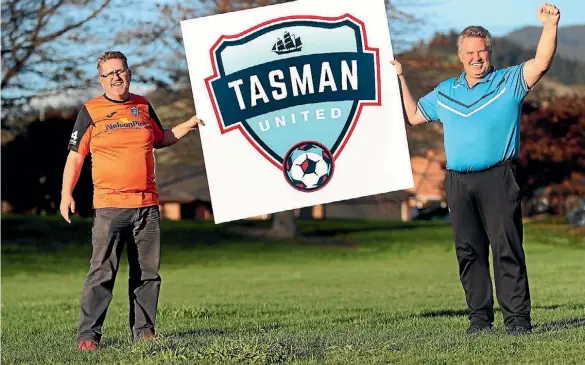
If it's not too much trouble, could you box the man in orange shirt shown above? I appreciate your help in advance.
[60,51,204,351]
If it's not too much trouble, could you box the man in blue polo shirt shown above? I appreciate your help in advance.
[391,3,560,335]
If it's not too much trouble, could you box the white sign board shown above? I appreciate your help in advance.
[181,0,413,223]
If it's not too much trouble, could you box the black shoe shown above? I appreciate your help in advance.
[464,323,493,335]
[507,325,532,336]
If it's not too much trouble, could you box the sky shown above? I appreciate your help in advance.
[27,0,585,109]
[408,0,584,43]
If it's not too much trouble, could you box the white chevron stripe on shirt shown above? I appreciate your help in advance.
[438,87,507,118]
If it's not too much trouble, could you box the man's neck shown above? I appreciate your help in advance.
[466,75,481,87]
[465,66,493,87]
[105,91,130,102]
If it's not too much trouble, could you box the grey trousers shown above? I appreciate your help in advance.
[76,206,161,343]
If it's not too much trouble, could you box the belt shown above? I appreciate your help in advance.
[448,158,516,174]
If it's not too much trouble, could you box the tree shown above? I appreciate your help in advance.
[2,0,107,124]
[1,110,94,216]
[518,96,585,216]
[0,0,197,128]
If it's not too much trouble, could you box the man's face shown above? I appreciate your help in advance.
[99,58,131,99]
[458,37,491,79]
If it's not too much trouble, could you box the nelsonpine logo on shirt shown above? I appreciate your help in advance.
[106,118,149,131]
[205,14,381,192]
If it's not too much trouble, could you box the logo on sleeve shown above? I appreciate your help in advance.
[205,14,380,192]
[69,131,78,145]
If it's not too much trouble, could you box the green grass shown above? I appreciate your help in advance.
[2,215,584,364]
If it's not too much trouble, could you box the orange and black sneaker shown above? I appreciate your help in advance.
[78,339,98,351]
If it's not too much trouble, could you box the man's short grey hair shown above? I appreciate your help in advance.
[97,51,129,74]
[457,26,492,51]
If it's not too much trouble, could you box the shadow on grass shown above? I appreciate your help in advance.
[1,214,248,254]
[418,303,585,319]
[83,329,229,348]
[419,309,469,318]
[166,329,228,338]
[535,317,585,333]
[300,224,419,238]
[99,337,131,348]
[2,214,450,255]
[534,303,585,311]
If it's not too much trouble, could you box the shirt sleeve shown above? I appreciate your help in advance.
[417,87,439,122]
[68,105,93,156]
[148,102,164,148]
[506,62,532,101]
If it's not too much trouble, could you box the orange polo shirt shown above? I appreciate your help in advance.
[68,93,165,209]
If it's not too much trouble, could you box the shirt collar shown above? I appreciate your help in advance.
[454,65,496,88]
[103,93,131,104]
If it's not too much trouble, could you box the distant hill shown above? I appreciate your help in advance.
[504,25,585,62]
[491,35,585,86]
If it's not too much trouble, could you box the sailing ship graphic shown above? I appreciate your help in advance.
[272,31,302,55]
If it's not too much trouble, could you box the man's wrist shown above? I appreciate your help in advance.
[542,23,558,30]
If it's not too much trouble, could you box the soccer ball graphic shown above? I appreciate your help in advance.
[283,141,334,192]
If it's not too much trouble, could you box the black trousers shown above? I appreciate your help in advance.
[445,161,531,327]
[76,206,161,343]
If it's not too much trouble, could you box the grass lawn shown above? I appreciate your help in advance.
[1,215,584,364]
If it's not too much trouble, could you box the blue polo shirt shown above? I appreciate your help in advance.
[417,63,531,172]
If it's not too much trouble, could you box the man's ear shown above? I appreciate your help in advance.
[457,51,464,64]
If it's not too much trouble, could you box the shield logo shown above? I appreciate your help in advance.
[206,14,380,192]
[131,106,139,117]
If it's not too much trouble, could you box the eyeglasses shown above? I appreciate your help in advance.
[100,68,129,79]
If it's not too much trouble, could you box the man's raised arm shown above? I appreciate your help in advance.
[523,3,560,89]
[391,60,429,126]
